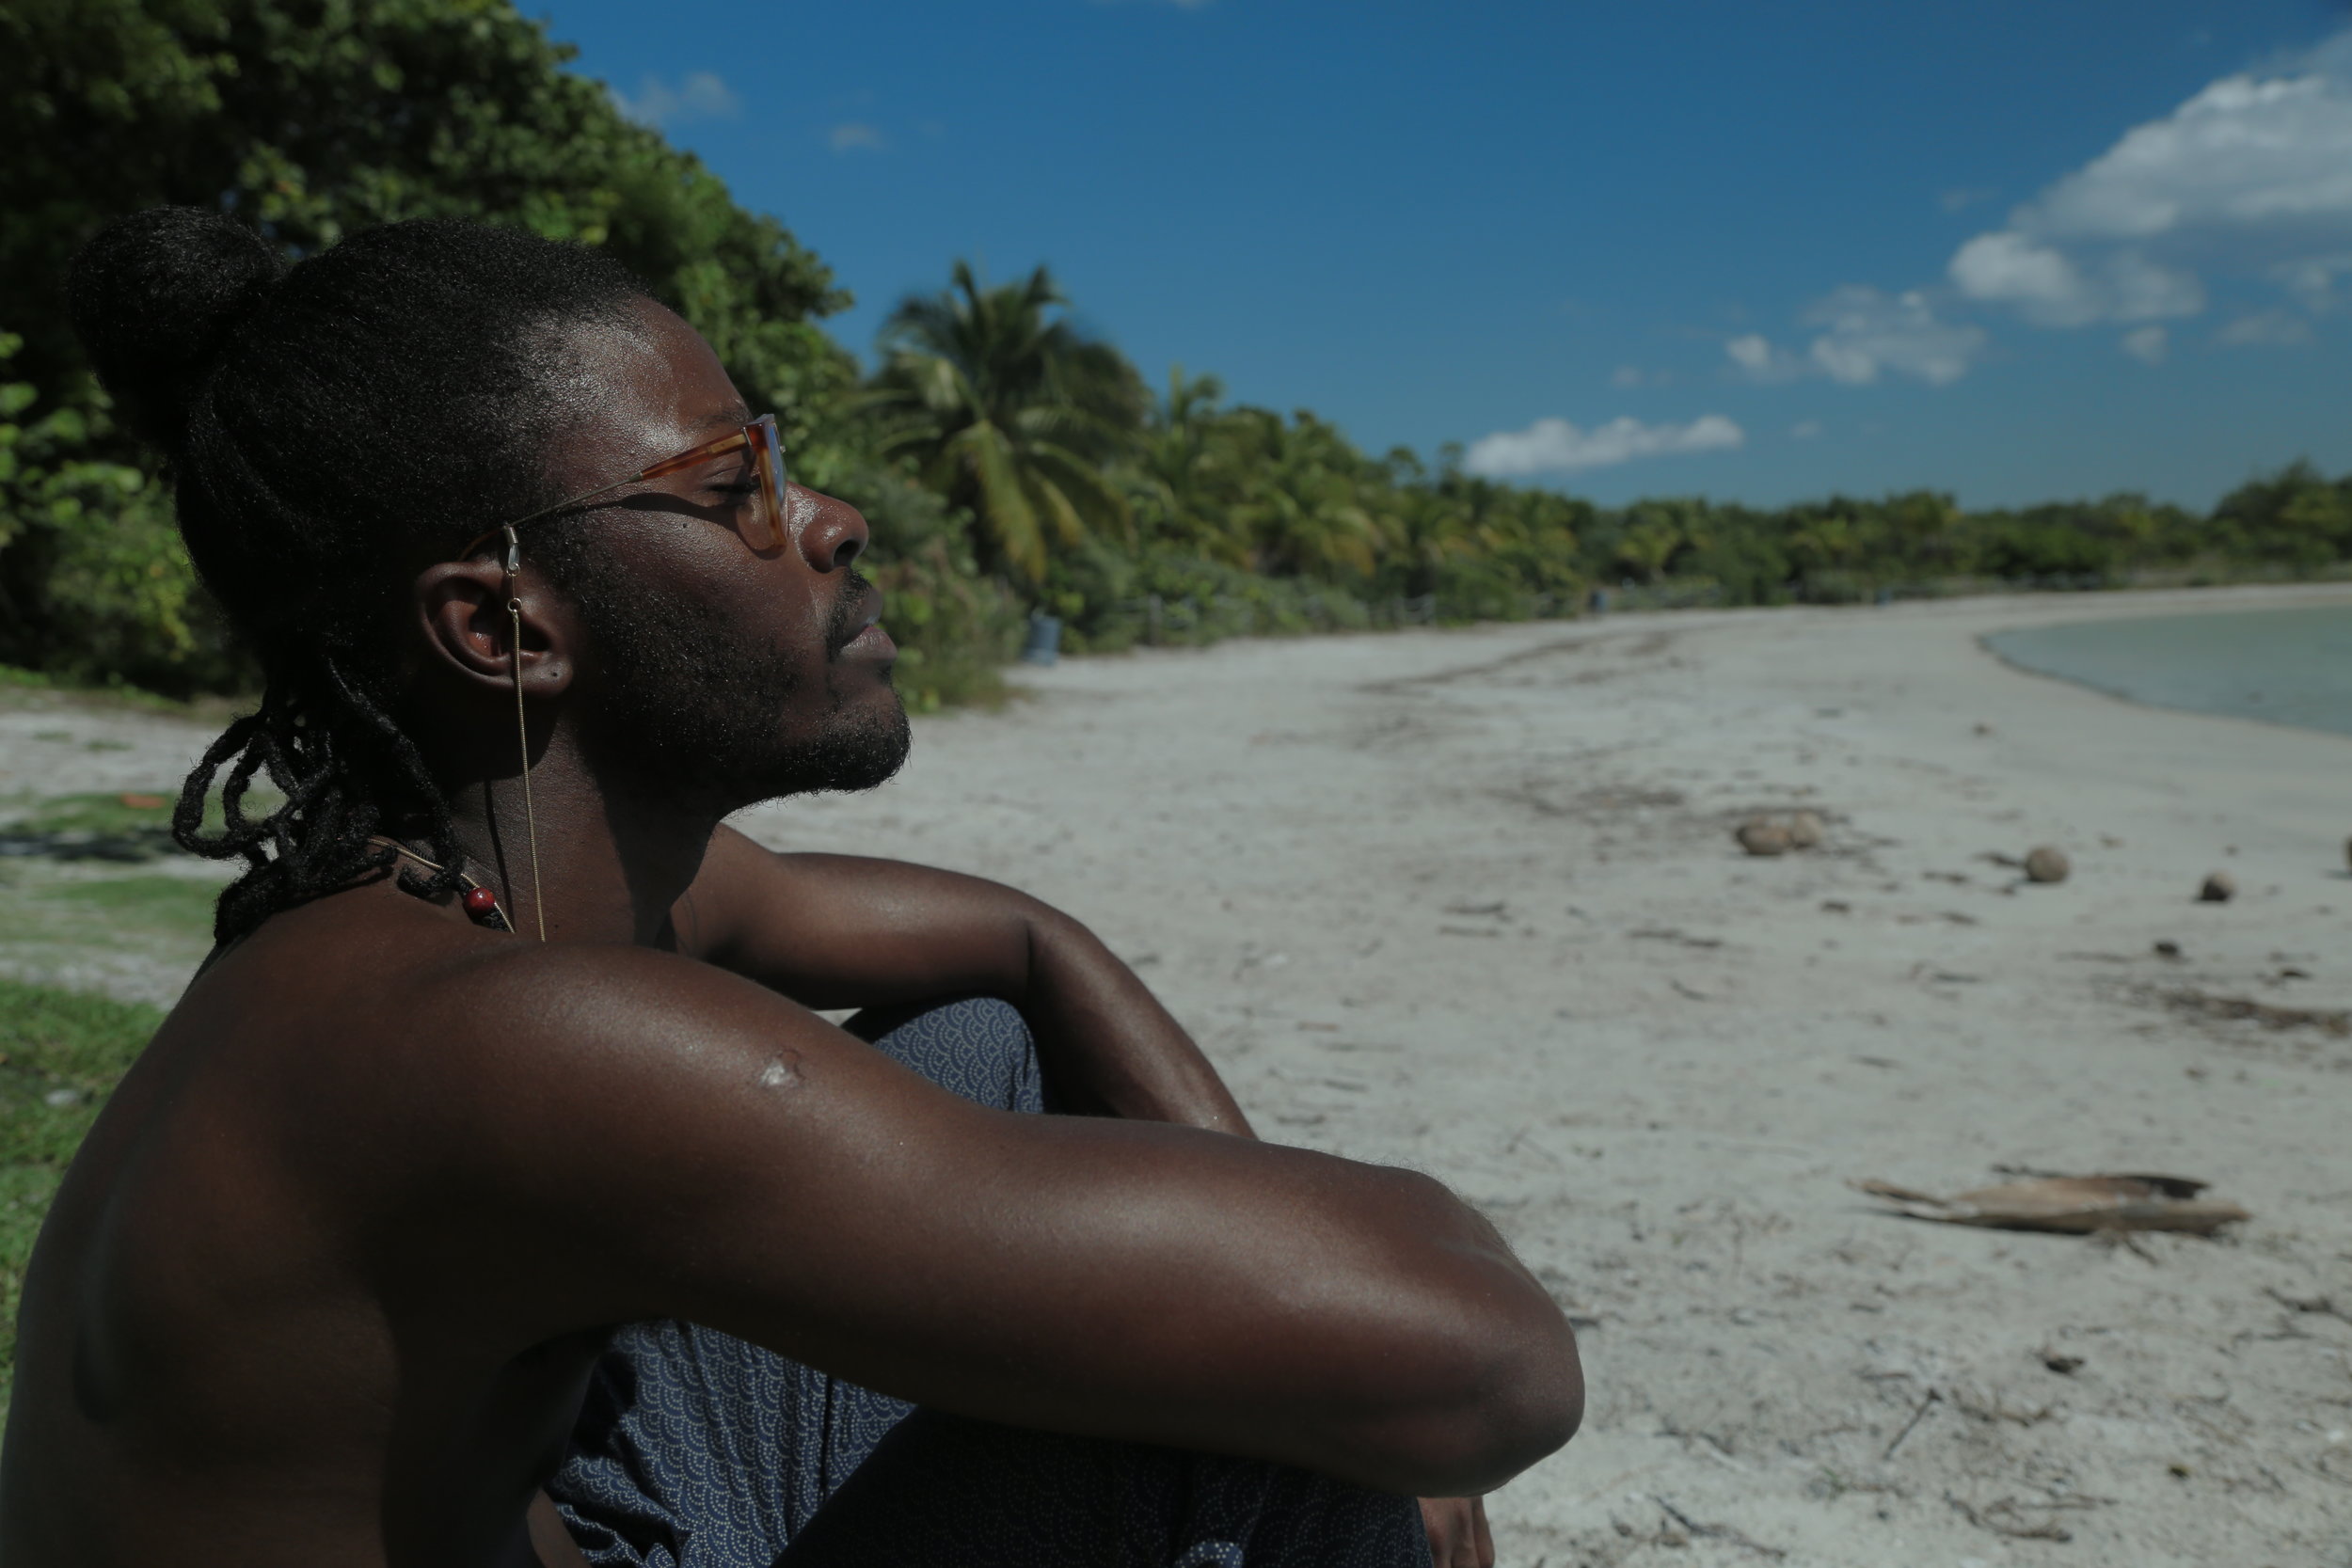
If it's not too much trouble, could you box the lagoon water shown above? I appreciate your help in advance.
[1983,601,2352,737]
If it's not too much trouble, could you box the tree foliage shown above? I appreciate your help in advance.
[866,262,1146,582]
[1,0,848,435]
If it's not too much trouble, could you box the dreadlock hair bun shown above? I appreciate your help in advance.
[67,207,286,454]
[66,212,649,945]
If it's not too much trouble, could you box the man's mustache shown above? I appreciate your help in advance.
[825,568,879,657]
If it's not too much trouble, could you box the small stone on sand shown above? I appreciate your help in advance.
[1737,817,1791,856]
[2199,870,2236,903]
[1787,811,1824,849]
[2024,846,2070,884]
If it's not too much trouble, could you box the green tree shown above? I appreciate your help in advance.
[1611,500,1701,584]
[2212,462,2352,573]
[1784,502,1862,582]
[1383,483,1476,598]
[0,333,233,690]
[866,261,1146,582]
[0,0,850,440]
[1131,367,1251,567]
[1229,409,1383,578]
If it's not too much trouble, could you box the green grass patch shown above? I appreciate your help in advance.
[39,876,222,936]
[0,665,247,721]
[0,789,284,864]
[0,870,221,965]
[11,791,177,838]
[0,792,179,863]
[0,978,162,1409]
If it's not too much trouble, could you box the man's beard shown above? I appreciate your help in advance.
[573,565,910,813]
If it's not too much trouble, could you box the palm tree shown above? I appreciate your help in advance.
[1611,502,1692,584]
[1230,410,1383,578]
[865,261,1145,581]
[1384,485,1474,598]
[1132,367,1252,566]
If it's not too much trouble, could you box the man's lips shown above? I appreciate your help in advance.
[840,620,897,660]
[833,583,895,660]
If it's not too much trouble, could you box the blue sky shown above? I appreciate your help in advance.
[537,0,2352,510]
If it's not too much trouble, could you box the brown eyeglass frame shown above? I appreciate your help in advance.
[458,413,787,562]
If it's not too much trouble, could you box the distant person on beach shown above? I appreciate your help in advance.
[0,210,1578,1568]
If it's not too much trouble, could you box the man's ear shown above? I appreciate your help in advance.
[413,559,577,697]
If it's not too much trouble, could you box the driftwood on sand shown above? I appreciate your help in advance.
[1854,1173,2249,1235]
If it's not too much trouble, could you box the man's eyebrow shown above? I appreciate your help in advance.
[691,404,755,436]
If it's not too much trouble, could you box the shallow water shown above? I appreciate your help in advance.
[1983,602,2352,737]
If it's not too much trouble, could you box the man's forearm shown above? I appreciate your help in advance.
[681,837,1251,1135]
[1015,905,1254,1136]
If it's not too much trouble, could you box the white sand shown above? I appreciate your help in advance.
[9,585,2351,1561]
[749,583,2352,1566]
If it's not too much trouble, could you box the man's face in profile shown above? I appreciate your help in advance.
[537,299,912,814]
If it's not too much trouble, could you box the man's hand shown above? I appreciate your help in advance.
[1420,1496,1494,1568]
[675,827,1252,1134]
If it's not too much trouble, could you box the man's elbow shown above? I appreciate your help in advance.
[1438,1311,1584,1493]
[1349,1303,1584,1497]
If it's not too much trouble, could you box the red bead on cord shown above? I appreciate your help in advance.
[461,886,501,920]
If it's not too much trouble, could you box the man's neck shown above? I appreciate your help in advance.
[441,767,721,947]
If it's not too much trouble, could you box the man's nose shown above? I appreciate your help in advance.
[799,491,869,573]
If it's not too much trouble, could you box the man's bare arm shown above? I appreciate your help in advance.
[402,944,1579,1498]
[675,826,1250,1134]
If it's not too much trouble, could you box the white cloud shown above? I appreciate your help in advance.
[1724,293,1986,387]
[1803,287,1987,385]
[1722,333,1806,385]
[2020,67,2352,243]
[2121,325,2169,363]
[614,71,739,128]
[1949,27,2352,329]
[1723,332,1810,382]
[1949,232,2097,324]
[2278,251,2352,309]
[2215,309,2315,347]
[827,122,888,153]
[1462,415,1744,478]
[1949,231,2202,325]
[1724,334,1772,372]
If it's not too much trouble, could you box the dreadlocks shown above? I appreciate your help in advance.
[67,209,647,943]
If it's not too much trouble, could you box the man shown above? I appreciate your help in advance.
[1,209,1579,1567]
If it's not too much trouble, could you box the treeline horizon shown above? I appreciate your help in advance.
[6,1,2350,709]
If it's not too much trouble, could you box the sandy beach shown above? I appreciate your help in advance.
[8,583,2352,1563]
[761,582,2352,1566]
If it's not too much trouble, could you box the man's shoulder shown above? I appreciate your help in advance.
[183,889,832,1150]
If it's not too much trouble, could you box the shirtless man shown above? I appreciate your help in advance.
[0,209,1579,1568]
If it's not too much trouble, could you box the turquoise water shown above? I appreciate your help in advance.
[1983,603,2352,738]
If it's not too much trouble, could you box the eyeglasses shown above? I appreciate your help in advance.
[461,413,788,562]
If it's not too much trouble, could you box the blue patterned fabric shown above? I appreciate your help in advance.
[549,998,1428,1568]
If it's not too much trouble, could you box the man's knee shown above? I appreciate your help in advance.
[845,997,1041,1114]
